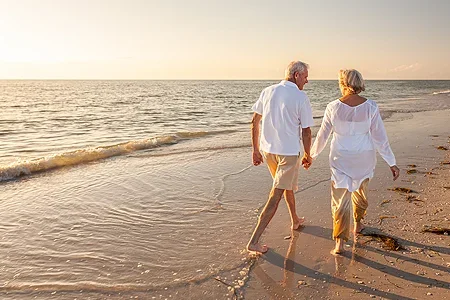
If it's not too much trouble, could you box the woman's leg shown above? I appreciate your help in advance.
[331,182,351,254]
[351,179,369,233]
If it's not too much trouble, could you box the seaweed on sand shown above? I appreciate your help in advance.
[360,232,404,251]
[406,195,424,203]
[379,199,391,206]
[388,187,418,193]
[378,215,397,224]
[422,226,450,235]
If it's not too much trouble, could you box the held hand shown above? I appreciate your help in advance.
[390,165,400,181]
[252,150,263,166]
[301,153,312,170]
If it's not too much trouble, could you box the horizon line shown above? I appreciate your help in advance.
[1,78,450,81]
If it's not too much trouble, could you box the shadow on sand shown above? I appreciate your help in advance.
[251,225,449,300]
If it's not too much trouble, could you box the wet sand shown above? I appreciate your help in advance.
[1,109,448,299]
[243,109,450,300]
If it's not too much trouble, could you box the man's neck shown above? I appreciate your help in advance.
[285,78,301,90]
[286,78,295,84]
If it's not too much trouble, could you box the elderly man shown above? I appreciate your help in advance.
[247,61,314,254]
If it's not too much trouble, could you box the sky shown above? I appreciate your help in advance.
[0,0,449,80]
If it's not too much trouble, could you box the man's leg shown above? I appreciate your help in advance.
[247,187,285,253]
[284,190,304,230]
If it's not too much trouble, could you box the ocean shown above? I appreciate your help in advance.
[0,80,449,299]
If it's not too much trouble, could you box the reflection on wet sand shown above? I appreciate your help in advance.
[333,251,347,278]
[333,237,364,278]
[281,231,299,289]
[251,230,301,299]
[252,259,294,299]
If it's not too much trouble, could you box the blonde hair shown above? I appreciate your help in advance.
[285,61,309,79]
[338,69,365,95]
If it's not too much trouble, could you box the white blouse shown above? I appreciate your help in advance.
[310,99,396,192]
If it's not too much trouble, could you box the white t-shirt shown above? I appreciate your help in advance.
[252,80,314,156]
[310,99,396,192]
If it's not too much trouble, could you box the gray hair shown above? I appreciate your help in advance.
[338,69,365,94]
[284,61,309,79]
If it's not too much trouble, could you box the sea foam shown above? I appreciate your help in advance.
[432,90,450,95]
[0,130,235,182]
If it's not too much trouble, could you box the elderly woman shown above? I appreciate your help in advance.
[310,69,400,255]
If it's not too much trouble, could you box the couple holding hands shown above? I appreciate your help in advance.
[247,61,400,255]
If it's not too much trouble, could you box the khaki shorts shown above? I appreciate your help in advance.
[262,151,300,191]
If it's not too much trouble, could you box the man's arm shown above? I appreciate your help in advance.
[251,113,263,166]
[301,127,312,169]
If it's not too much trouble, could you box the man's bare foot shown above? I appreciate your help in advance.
[291,217,305,230]
[330,238,344,256]
[247,243,268,254]
[354,222,365,234]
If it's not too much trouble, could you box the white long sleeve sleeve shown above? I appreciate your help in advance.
[370,107,396,166]
[310,106,332,159]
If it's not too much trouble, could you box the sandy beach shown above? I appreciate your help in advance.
[241,109,450,299]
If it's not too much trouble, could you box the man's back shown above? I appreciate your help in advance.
[252,80,313,156]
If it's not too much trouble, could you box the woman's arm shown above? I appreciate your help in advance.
[310,106,332,159]
[370,106,399,180]
[370,106,396,166]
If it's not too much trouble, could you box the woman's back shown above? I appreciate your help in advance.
[311,96,395,190]
[326,98,379,155]
[331,100,373,136]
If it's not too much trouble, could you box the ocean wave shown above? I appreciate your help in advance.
[432,90,450,95]
[215,95,246,99]
[136,93,165,98]
[0,130,237,182]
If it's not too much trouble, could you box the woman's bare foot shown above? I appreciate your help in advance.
[291,217,305,230]
[247,243,268,254]
[354,222,365,234]
[330,238,344,255]
[330,249,343,255]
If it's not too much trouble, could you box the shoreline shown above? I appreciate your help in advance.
[243,109,450,299]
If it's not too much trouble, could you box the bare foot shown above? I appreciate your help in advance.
[291,217,305,230]
[354,222,365,234]
[247,243,268,254]
[330,238,344,256]
[330,249,343,255]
